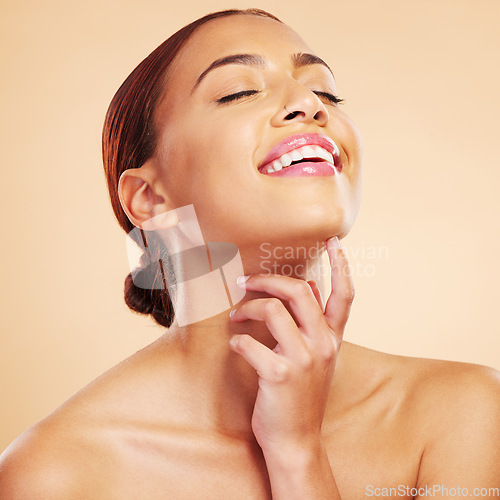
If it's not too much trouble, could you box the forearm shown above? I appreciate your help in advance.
[262,439,342,500]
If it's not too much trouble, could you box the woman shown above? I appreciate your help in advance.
[0,8,498,499]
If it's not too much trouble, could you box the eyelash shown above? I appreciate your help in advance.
[216,90,260,104]
[313,91,344,105]
[215,90,344,105]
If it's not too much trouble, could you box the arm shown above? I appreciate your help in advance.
[229,237,353,499]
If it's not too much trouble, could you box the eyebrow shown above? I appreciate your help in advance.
[191,52,334,93]
[292,52,334,77]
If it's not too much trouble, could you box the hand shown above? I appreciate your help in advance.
[228,237,354,454]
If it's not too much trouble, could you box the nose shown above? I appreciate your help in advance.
[270,82,329,127]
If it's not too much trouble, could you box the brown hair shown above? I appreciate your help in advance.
[102,9,283,328]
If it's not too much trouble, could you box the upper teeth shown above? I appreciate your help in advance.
[265,145,335,173]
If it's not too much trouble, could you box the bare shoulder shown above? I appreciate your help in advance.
[344,343,499,489]
[402,355,500,428]
[364,345,500,432]
[0,337,184,499]
[0,422,90,499]
[0,369,134,500]
[346,342,500,414]
[383,350,500,487]
[0,349,144,498]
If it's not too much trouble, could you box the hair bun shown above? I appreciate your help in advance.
[124,267,175,328]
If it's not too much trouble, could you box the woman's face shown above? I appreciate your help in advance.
[151,15,362,248]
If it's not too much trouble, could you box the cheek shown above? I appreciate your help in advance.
[340,112,363,164]
[335,112,363,191]
[157,113,263,216]
[187,112,264,185]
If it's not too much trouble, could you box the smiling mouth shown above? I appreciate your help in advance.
[260,144,335,173]
[257,133,343,177]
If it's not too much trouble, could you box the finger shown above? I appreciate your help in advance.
[307,280,324,311]
[230,298,306,356]
[237,274,325,335]
[229,334,288,382]
[323,237,355,339]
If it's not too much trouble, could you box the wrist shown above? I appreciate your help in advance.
[261,438,340,500]
[261,436,326,472]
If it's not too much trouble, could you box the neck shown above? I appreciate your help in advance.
[153,240,342,437]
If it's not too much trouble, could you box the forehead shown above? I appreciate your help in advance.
[167,15,315,85]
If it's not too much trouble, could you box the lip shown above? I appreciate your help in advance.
[257,133,342,176]
[264,161,336,177]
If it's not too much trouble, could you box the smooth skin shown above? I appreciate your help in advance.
[1,15,499,500]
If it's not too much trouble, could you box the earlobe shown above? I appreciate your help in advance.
[118,169,168,229]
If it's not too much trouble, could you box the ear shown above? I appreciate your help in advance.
[118,161,171,229]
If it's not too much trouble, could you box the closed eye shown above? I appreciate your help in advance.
[216,90,260,104]
[312,91,344,105]
[215,89,343,106]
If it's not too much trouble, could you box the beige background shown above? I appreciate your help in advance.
[1,0,499,452]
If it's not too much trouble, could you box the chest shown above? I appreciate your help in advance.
[323,406,422,499]
[90,422,420,500]
[93,432,272,500]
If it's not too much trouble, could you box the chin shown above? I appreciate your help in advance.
[261,211,355,248]
[197,197,360,249]
[296,201,358,242]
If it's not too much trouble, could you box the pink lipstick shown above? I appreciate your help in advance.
[258,133,342,177]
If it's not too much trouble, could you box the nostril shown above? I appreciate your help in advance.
[285,111,300,120]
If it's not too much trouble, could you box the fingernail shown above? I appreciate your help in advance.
[229,336,240,348]
[327,236,341,250]
[229,308,236,318]
[237,275,250,286]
